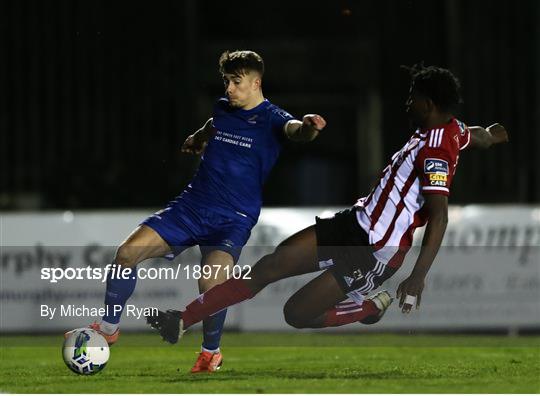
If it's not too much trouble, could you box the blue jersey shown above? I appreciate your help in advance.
[181,97,294,225]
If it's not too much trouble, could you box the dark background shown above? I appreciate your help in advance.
[2,0,539,210]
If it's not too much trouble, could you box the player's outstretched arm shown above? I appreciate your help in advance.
[181,118,215,155]
[284,114,326,142]
[468,123,509,149]
[397,194,448,314]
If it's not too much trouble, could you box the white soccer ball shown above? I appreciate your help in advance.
[62,328,110,375]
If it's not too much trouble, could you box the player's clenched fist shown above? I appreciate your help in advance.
[486,123,509,144]
[302,114,327,131]
[396,274,425,314]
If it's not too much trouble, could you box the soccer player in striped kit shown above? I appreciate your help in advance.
[65,50,326,372]
[147,63,509,343]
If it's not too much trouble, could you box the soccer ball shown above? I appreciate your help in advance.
[62,328,110,375]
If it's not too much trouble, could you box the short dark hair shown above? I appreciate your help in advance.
[403,62,462,112]
[219,50,264,77]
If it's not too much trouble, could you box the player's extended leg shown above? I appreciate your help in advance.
[147,226,321,342]
[199,250,233,351]
[99,225,171,339]
[246,225,320,291]
[282,270,347,328]
[182,226,320,326]
[281,206,394,329]
[191,250,234,373]
[282,270,392,329]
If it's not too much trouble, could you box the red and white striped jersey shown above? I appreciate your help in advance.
[355,118,471,267]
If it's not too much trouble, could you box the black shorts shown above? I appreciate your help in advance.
[315,207,396,296]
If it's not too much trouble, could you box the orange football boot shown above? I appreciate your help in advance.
[190,350,223,373]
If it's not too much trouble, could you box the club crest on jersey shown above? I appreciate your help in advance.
[425,158,448,186]
[395,138,420,166]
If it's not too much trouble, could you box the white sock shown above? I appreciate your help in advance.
[202,346,220,354]
[99,320,119,335]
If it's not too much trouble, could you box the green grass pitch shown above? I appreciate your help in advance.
[1,332,539,393]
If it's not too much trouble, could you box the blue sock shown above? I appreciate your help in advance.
[102,265,137,324]
[202,309,227,351]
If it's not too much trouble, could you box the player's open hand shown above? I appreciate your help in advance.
[302,114,327,132]
[396,274,425,314]
[486,123,509,144]
[181,133,207,155]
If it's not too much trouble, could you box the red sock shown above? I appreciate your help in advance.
[323,300,379,327]
[182,278,255,328]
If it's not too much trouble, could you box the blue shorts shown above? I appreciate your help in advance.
[141,197,253,263]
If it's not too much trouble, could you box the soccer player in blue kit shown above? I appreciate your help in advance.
[65,50,326,372]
